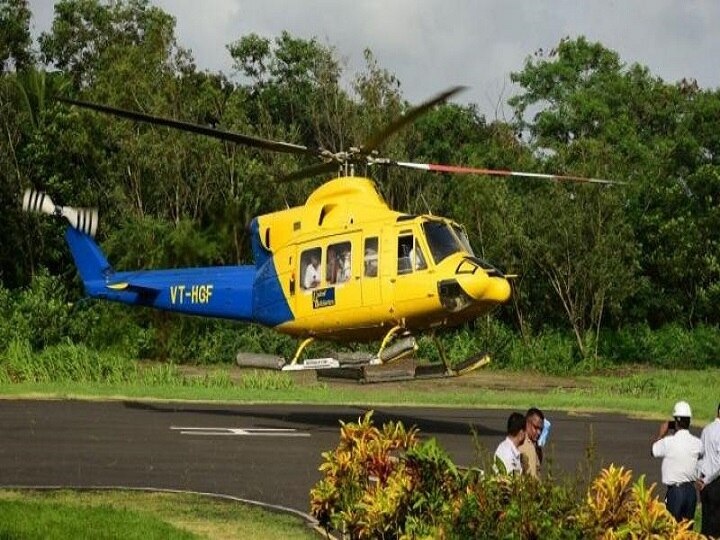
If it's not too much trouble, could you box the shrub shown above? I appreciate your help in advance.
[7,269,73,350]
[578,464,701,539]
[599,324,720,369]
[310,411,423,538]
[0,338,137,383]
[311,416,705,539]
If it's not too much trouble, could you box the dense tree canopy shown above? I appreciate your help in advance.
[2,2,719,363]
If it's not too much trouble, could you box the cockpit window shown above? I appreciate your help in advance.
[397,234,427,274]
[452,224,475,256]
[422,221,464,264]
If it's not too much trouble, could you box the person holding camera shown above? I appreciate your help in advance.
[651,400,702,523]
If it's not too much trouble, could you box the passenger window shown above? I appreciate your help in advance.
[364,237,378,277]
[327,241,351,284]
[300,247,322,289]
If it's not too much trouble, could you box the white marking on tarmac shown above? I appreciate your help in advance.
[170,426,311,437]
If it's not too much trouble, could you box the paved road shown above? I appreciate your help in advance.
[0,400,679,513]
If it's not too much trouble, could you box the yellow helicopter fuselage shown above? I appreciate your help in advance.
[253,176,511,341]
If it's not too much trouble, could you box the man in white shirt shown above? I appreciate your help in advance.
[303,255,320,289]
[651,400,702,523]
[494,412,526,474]
[698,403,720,537]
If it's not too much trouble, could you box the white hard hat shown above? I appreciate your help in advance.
[673,401,692,418]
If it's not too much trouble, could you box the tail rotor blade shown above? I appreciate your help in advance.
[23,189,99,237]
[23,188,55,215]
[391,162,624,185]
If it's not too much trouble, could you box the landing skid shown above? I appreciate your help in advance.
[236,350,491,383]
[235,327,490,382]
[317,352,492,383]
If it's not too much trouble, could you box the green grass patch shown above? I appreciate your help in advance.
[0,490,317,540]
[3,336,720,423]
[1,367,719,424]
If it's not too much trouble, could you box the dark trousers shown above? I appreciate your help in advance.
[702,477,720,537]
[665,482,697,523]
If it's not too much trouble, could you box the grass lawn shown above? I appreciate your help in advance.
[1,366,719,423]
[0,489,319,539]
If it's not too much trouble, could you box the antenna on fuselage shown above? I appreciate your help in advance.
[419,192,433,215]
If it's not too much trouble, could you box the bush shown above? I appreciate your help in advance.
[311,415,705,539]
[599,324,720,369]
[502,328,579,374]
[6,269,74,350]
[0,339,137,383]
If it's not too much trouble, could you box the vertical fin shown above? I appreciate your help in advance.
[65,227,112,284]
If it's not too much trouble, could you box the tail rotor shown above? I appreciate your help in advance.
[23,189,98,237]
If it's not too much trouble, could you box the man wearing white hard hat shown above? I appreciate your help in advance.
[651,400,702,523]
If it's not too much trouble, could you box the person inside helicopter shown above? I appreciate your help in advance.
[303,252,321,289]
[398,234,427,274]
[326,247,339,284]
[364,246,378,277]
[338,248,352,282]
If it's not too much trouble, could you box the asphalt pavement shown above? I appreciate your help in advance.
[0,400,676,513]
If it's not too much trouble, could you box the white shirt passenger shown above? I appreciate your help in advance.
[652,429,703,485]
[494,437,522,474]
[699,418,720,485]
[304,263,320,289]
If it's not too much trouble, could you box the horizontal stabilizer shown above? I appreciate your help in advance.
[106,279,161,296]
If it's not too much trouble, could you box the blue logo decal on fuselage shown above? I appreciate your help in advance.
[312,287,335,309]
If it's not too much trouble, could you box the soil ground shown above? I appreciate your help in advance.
[175,362,591,393]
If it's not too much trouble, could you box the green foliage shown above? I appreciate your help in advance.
[313,417,703,539]
[310,411,424,538]
[238,370,294,391]
[0,0,33,72]
[599,323,720,369]
[577,465,701,539]
[6,268,74,349]
[502,328,580,374]
[452,472,581,539]
[0,338,138,383]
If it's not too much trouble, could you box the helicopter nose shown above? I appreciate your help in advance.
[453,258,511,303]
[457,272,511,304]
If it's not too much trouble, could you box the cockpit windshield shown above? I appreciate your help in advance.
[451,224,475,256]
[422,221,469,264]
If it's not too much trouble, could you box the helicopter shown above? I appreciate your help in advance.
[23,87,618,378]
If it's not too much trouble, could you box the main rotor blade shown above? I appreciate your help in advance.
[58,97,316,156]
[393,161,625,185]
[278,161,339,183]
[360,86,466,154]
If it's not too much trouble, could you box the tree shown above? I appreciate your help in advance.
[508,37,641,353]
[0,0,32,72]
[509,36,720,328]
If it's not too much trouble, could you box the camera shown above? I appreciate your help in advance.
[668,420,676,431]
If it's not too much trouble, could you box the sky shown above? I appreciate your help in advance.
[27,0,720,119]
